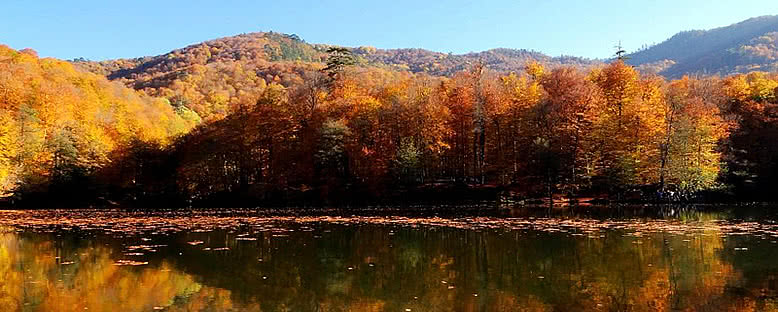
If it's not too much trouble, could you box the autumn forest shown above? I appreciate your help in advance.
[1,32,778,207]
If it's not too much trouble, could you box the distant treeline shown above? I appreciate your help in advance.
[1,45,778,207]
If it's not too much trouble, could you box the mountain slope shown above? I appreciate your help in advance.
[76,32,601,78]
[71,15,778,117]
[628,15,778,77]
[351,46,599,76]
[72,32,601,120]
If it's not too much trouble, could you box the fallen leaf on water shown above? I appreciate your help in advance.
[114,260,148,266]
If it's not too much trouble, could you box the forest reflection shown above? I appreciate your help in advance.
[2,219,778,311]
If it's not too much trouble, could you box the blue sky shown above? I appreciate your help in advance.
[1,0,776,60]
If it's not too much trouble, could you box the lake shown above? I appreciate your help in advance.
[2,207,778,311]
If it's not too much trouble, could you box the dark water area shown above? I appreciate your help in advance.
[2,206,778,311]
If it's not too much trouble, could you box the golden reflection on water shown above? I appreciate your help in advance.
[1,211,778,311]
[0,232,259,312]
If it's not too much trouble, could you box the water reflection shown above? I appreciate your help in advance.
[0,231,257,311]
[2,212,778,311]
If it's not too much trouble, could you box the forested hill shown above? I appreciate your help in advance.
[74,14,778,90]
[73,14,778,98]
[75,32,600,78]
[5,19,778,207]
[3,37,778,207]
[629,15,778,77]
[351,47,599,75]
[70,32,601,121]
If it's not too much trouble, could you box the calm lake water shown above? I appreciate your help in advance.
[2,207,778,311]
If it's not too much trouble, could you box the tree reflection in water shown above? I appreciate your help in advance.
[1,214,778,311]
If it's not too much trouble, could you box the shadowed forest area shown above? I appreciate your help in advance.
[2,43,778,208]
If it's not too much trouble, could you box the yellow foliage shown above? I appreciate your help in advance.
[0,45,193,195]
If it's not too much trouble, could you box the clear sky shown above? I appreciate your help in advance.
[2,0,777,60]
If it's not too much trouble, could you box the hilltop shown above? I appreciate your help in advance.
[73,15,778,97]
[628,15,778,77]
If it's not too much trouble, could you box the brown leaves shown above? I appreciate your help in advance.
[0,209,772,239]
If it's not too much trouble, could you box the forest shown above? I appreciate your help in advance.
[1,42,778,207]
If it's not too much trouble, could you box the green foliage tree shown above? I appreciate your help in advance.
[323,47,356,78]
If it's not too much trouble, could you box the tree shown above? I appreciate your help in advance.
[315,119,350,199]
[394,137,421,185]
[659,77,728,195]
[537,66,601,194]
[720,72,778,200]
[0,110,17,196]
[591,61,665,193]
[613,41,630,61]
[499,70,543,185]
[323,47,356,78]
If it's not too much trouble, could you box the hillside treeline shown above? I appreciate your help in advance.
[2,45,778,206]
